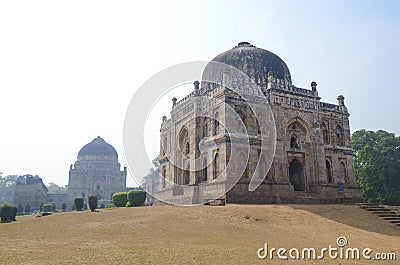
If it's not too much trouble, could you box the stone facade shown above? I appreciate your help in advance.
[156,42,361,205]
[68,136,127,207]
[14,175,48,211]
[46,193,68,209]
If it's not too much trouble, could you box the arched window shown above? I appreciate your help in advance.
[203,117,208,137]
[336,125,344,146]
[173,166,178,184]
[290,135,299,148]
[162,168,166,188]
[322,122,329,144]
[185,142,190,155]
[179,128,190,157]
[213,153,219,179]
[326,160,333,183]
[340,162,347,183]
[213,112,219,136]
[202,157,208,181]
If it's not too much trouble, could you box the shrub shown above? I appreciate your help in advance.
[25,204,31,214]
[88,196,98,212]
[1,203,13,222]
[83,203,88,210]
[39,203,44,212]
[11,207,17,221]
[42,204,53,213]
[126,201,131,207]
[61,203,67,212]
[100,203,105,209]
[128,190,146,207]
[105,203,115,208]
[17,204,24,215]
[52,203,56,212]
[112,192,128,207]
[74,198,84,211]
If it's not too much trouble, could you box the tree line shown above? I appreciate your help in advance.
[352,129,400,205]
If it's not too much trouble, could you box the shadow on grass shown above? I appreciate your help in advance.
[289,204,400,237]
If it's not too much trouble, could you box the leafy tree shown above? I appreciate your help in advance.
[46,182,68,194]
[61,203,67,212]
[352,129,400,205]
[25,204,31,214]
[141,156,160,187]
[17,204,24,215]
[141,156,159,206]
[0,175,18,205]
[88,196,98,212]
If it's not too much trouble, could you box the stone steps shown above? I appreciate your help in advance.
[358,203,400,227]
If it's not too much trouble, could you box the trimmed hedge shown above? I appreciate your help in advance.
[42,204,53,213]
[1,203,13,222]
[105,203,114,208]
[61,203,67,212]
[74,198,84,211]
[112,192,128,207]
[88,196,98,212]
[11,207,17,221]
[128,190,146,207]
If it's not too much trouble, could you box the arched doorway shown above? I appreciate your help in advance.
[289,158,305,191]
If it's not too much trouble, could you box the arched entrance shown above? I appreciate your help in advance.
[289,158,305,191]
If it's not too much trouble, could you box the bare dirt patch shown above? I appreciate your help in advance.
[0,205,399,264]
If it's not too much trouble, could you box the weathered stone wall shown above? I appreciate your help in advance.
[156,43,361,205]
[14,182,47,211]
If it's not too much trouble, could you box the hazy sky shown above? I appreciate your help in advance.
[1,0,399,187]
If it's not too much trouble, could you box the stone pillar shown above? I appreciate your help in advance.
[311,81,317,92]
[337,95,345,106]
[193,80,200,95]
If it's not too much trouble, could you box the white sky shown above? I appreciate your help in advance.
[1,1,399,187]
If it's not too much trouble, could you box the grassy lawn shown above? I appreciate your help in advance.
[0,204,399,264]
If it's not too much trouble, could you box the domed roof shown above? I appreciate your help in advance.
[77,136,118,158]
[208,42,292,85]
